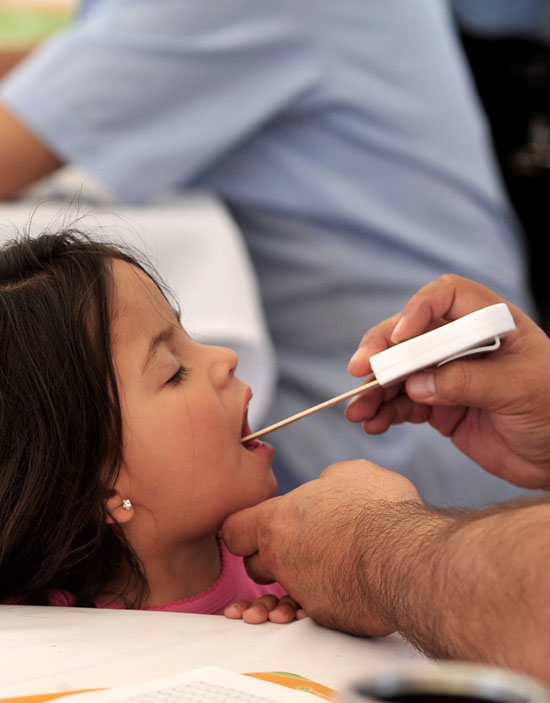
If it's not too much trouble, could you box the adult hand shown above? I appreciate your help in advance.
[222,459,423,637]
[346,274,550,489]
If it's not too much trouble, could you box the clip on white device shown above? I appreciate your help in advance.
[241,303,516,443]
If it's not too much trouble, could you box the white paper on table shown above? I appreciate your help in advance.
[30,666,316,703]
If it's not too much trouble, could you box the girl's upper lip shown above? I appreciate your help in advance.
[241,386,253,440]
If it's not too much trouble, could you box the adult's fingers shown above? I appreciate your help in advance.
[348,313,400,377]
[405,355,517,410]
[345,382,402,424]
[242,551,278,586]
[390,274,507,344]
[222,500,280,585]
[222,502,268,557]
[348,275,504,379]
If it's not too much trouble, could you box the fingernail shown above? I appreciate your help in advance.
[391,315,407,342]
[348,349,362,368]
[407,373,435,399]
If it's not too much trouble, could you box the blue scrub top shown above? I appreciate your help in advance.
[1,0,537,506]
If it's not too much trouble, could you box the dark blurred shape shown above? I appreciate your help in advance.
[454,14,550,328]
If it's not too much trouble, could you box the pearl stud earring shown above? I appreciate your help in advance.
[121,499,132,511]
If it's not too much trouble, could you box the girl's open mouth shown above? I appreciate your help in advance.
[241,407,260,450]
[241,405,273,453]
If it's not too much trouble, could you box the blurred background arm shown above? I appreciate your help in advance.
[0,104,63,198]
[0,0,73,195]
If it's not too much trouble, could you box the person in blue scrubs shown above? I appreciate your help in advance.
[0,0,537,507]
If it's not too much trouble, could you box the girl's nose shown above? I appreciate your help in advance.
[209,345,238,386]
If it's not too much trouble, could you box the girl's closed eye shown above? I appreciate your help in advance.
[166,366,189,386]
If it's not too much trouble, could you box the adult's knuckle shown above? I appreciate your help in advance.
[438,272,459,287]
[439,360,472,398]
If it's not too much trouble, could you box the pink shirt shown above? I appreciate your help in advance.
[52,539,285,614]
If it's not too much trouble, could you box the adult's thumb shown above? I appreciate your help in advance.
[405,358,503,410]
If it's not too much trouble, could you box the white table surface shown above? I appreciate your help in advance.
[0,605,426,699]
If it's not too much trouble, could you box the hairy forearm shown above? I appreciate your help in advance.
[360,498,550,682]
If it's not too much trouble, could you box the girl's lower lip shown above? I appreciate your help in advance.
[243,439,274,457]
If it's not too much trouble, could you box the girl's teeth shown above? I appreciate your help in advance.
[243,437,261,451]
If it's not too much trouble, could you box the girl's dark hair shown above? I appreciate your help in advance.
[0,229,159,607]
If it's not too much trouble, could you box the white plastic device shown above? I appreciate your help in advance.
[369,303,516,387]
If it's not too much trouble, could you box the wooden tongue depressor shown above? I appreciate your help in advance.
[241,303,517,444]
[241,374,378,443]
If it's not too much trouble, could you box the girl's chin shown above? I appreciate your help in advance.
[249,474,278,508]
[218,481,277,528]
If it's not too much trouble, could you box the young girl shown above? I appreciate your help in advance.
[0,230,302,624]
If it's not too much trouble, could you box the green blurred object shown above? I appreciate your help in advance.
[0,4,73,47]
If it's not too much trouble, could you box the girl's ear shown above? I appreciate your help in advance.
[106,469,134,525]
